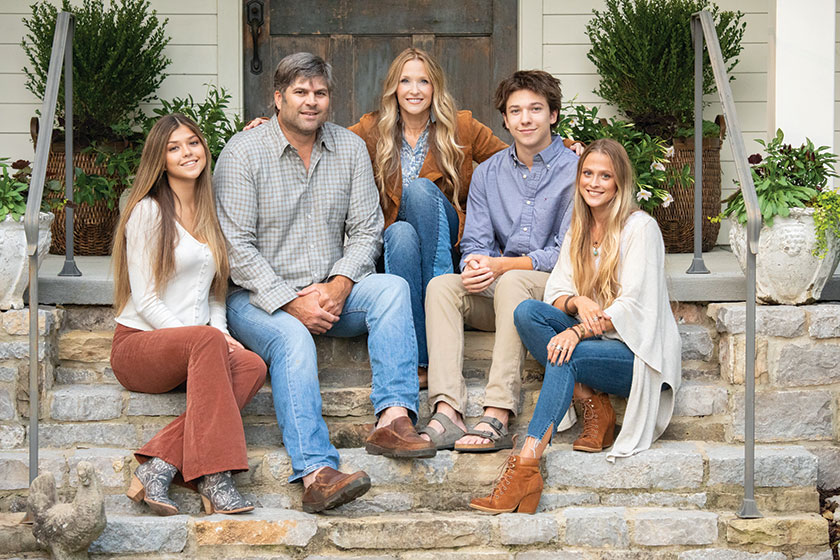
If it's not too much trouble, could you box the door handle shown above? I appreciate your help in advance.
[247,0,264,74]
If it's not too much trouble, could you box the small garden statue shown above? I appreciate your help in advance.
[27,461,106,560]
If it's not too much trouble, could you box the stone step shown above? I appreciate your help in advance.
[0,442,819,517]
[53,324,720,380]
[40,377,737,451]
[59,508,832,558]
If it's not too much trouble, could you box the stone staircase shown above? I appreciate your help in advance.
[0,302,837,558]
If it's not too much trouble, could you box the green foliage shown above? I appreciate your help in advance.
[585,0,745,139]
[21,0,171,144]
[675,120,721,140]
[0,159,61,220]
[717,129,839,228]
[813,190,840,258]
[554,104,692,212]
[0,160,29,220]
[152,87,246,164]
[75,85,244,201]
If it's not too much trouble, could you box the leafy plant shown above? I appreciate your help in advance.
[585,0,745,139]
[75,85,244,198]
[554,104,692,212]
[21,0,170,144]
[813,190,840,258]
[152,86,246,164]
[0,159,61,220]
[717,129,838,228]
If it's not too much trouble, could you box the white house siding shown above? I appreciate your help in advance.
[521,0,777,244]
[0,0,241,161]
[836,0,840,170]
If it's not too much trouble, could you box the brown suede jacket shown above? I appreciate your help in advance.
[349,110,507,243]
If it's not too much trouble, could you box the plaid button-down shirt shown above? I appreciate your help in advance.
[214,117,384,314]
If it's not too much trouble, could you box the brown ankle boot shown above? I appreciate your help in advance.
[573,392,616,452]
[469,452,543,514]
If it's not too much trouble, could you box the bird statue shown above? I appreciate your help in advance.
[27,461,107,560]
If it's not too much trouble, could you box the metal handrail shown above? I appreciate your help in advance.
[25,11,75,484]
[692,10,762,519]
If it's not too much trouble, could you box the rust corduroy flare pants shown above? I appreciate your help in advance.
[110,324,267,483]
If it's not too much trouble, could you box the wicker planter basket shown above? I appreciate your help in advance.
[651,116,726,253]
[32,118,122,256]
[44,149,121,256]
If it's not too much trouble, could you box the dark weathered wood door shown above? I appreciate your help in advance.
[243,0,517,139]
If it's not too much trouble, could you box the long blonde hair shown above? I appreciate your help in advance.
[112,114,229,314]
[569,139,639,308]
[374,48,464,209]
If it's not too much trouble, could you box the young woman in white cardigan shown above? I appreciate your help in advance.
[111,114,266,516]
[470,138,681,514]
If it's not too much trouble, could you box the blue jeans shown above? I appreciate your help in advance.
[226,273,419,482]
[513,299,635,442]
[384,178,459,367]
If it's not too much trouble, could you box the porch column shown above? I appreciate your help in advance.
[767,0,835,167]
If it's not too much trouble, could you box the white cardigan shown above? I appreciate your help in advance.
[543,211,681,461]
[115,198,228,334]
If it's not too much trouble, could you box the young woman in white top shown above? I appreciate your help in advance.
[110,114,266,516]
[469,138,681,514]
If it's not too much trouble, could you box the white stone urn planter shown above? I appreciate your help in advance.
[0,212,54,310]
[729,207,840,304]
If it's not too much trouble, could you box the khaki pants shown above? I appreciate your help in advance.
[425,269,549,416]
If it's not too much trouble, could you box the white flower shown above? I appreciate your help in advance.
[569,117,578,127]
[665,145,675,159]
[661,192,674,208]
[650,161,666,172]
[636,189,652,202]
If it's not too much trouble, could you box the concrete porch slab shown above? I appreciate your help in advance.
[32,249,840,306]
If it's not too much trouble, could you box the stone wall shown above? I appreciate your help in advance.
[0,307,61,451]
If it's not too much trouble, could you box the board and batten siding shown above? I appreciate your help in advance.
[520,0,832,245]
[0,0,241,160]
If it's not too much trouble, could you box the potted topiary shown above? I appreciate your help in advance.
[21,0,170,255]
[0,159,58,310]
[717,130,840,304]
[585,0,745,251]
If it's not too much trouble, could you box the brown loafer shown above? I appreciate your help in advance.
[365,416,437,458]
[301,467,371,513]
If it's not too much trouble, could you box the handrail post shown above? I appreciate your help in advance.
[59,16,80,278]
[687,16,709,274]
[692,10,762,519]
[25,11,74,484]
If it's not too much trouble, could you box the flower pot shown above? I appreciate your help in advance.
[0,212,54,311]
[651,116,725,253]
[31,117,122,256]
[729,208,840,304]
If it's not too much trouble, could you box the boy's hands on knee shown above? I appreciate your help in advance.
[461,254,494,293]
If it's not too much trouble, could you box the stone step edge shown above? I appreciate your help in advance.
[44,379,732,422]
[85,508,829,554]
[0,441,818,492]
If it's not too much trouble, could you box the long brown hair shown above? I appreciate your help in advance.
[374,48,464,209]
[569,139,639,308]
[112,114,229,314]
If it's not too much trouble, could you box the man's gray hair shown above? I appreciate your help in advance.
[273,52,334,94]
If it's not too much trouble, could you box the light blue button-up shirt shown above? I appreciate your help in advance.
[459,134,577,272]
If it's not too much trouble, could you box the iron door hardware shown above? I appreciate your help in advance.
[247,0,264,74]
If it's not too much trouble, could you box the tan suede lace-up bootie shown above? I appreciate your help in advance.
[469,447,543,514]
[572,392,616,452]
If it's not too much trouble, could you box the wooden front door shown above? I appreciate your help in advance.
[243,0,517,138]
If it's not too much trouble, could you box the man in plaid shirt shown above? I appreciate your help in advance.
[215,52,434,513]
